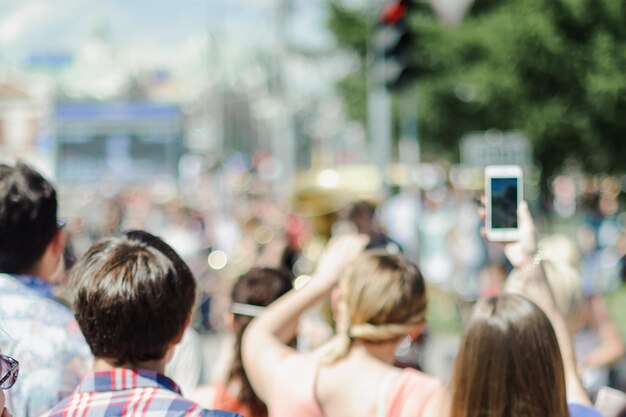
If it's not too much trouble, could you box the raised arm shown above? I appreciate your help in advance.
[241,235,368,403]
[503,202,592,406]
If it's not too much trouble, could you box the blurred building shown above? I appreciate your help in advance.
[54,102,183,183]
[0,72,54,174]
[0,0,365,186]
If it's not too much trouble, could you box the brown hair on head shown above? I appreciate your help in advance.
[70,233,196,366]
[229,268,293,417]
[450,294,569,417]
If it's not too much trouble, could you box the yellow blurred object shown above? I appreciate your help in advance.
[289,165,383,217]
[386,163,413,187]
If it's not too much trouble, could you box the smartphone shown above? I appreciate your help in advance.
[485,165,523,242]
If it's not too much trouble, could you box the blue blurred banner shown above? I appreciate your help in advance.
[55,102,183,183]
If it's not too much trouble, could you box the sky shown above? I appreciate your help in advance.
[0,0,332,66]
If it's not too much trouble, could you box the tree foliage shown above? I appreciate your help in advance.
[327,0,626,176]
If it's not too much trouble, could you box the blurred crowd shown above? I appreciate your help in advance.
[56,161,626,387]
[1,161,625,417]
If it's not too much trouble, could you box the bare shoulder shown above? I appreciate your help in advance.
[398,367,446,392]
[395,369,450,417]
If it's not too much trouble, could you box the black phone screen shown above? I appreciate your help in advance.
[491,177,518,229]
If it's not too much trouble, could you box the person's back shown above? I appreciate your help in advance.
[0,274,90,410]
[42,368,236,417]
[269,349,442,417]
[0,163,91,417]
[40,231,240,417]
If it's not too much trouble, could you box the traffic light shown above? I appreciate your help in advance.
[374,0,417,91]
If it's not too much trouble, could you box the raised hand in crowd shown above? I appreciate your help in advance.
[242,234,450,417]
[502,202,592,406]
[451,201,602,417]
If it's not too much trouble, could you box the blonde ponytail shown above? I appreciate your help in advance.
[316,250,427,365]
[318,278,353,364]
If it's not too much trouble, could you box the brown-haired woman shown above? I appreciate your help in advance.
[450,202,602,417]
[192,268,293,417]
[241,235,449,417]
[452,293,580,417]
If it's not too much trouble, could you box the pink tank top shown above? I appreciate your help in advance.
[269,353,443,417]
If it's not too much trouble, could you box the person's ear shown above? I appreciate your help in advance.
[50,229,64,258]
[39,230,65,282]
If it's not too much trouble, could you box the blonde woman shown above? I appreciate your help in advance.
[242,235,449,417]
[539,234,625,395]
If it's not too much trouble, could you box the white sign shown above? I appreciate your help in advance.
[460,130,532,167]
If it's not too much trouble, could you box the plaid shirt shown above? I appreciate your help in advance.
[39,369,241,417]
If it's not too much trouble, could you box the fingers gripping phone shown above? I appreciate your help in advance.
[485,165,523,242]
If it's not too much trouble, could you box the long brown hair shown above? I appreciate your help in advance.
[450,294,569,417]
[229,268,293,417]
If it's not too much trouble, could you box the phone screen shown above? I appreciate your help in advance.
[490,177,518,229]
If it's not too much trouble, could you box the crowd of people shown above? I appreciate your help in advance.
[0,161,625,417]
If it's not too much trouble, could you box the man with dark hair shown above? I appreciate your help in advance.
[41,231,240,417]
[0,162,92,417]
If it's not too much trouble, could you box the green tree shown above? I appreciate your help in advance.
[327,0,626,177]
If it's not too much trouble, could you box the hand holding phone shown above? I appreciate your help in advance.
[485,165,523,242]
